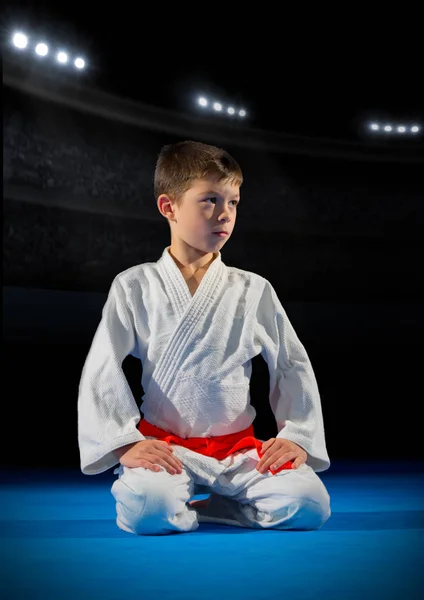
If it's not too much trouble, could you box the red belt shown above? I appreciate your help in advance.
[138,419,292,475]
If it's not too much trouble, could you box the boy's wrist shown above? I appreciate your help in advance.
[114,442,136,459]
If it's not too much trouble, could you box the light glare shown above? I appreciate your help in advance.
[57,51,68,64]
[13,32,28,49]
[74,57,85,69]
[35,43,48,56]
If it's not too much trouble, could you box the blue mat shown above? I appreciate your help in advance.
[1,462,423,600]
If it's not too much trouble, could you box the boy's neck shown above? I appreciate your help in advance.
[168,245,217,276]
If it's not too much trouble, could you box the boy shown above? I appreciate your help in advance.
[78,140,331,535]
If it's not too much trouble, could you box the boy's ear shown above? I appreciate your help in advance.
[157,194,176,222]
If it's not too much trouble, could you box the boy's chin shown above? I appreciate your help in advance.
[179,235,229,253]
[208,238,228,251]
[210,234,229,245]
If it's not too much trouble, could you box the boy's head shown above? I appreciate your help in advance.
[155,140,243,254]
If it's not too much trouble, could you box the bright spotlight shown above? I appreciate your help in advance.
[411,126,420,133]
[57,51,68,64]
[384,125,392,132]
[370,123,379,131]
[227,107,235,115]
[239,109,246,117]
[213,102,222,111]
[397,126,406,133]
[74,57,85,69]
[13,32,28,49]
[198,97,208,107]
[35,43,48,56]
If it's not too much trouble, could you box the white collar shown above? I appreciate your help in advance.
[158,246,224,312]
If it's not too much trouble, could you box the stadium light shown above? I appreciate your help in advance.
[10,29,88,72]
[74,57,85,69]
[35,43,48,56]
[57,51,68,64]
[367,121,421,136]
[195,95,249,120]
[12,32,28,49]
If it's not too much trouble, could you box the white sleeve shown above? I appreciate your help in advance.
[77,276,145,475]
[254,280,330,472]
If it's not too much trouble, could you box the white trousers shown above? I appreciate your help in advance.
[111,442,331,536]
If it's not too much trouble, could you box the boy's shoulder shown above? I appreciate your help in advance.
[115,260,156,278]
[112,260,158,286]
[225,265,281,307]
[226,264,267,288]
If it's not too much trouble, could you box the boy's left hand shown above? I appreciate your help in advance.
[256,438,307,473]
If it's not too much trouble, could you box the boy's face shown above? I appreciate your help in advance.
[169,174,240,254]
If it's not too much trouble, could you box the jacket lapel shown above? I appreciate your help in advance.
[149,247,225,399]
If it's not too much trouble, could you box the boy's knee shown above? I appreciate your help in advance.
[290,472,331,530]
[287,478,331,530]
[111,468,195,535]
[264,493,330,531]
[255,475,331,531]
[294,495,331,530]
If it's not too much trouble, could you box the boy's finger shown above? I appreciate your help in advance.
[291,457,305,469]
[256,454,275,471]
[261,440,276,454]
[259,448,271,461]
[270,453,296,470]
[258,444,276,462]
[156,448,182,466]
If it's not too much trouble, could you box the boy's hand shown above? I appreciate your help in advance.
[116,440,183,475]
[256,438,307,473]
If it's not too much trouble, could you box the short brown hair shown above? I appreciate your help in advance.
[154,140,243,206]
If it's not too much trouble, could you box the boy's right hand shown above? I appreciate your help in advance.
[115,440,183,475]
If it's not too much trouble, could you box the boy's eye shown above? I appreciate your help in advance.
[205,197,238,206]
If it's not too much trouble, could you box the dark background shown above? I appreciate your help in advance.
[3,0,424,140]
[2,4,424,472]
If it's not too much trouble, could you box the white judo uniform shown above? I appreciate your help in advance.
[78,247,331,534]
